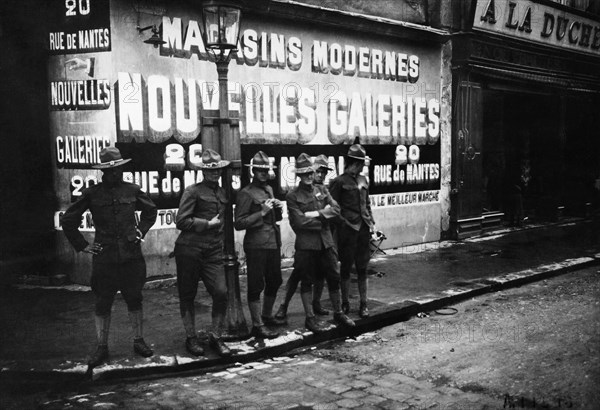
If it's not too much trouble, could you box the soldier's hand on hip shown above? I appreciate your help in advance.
[261,199,274,216]
[84,243,104,255]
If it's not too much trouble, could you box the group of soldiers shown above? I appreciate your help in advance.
[61,144,376,367]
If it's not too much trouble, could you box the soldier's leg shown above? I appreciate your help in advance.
[175,245,204,356]
[200,246,231,357]
[89,264,116,367]
[246,249,278,339]
[121,258,153,357]
[338,225,359,313]
[262,249,285,326]
[274,266,302,321]
[356,223,372,318]
[296,250,329,333]
[322,247,355,328]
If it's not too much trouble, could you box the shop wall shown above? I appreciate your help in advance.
[48,0,449,284]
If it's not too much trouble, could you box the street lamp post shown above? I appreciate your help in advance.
[199,0,248,339]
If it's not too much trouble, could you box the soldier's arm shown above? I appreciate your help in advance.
[234,189,264,231]
[60,190,92,252]
[176,188,210,233]
[136,187,157,237]
[286,193,322,231]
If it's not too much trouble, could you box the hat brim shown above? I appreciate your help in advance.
[347,154,371,161]
[200,160,230,169]
[295,166,315,175]
[245,164,277,169]
[315,165,333,171]
[92,158,132,169]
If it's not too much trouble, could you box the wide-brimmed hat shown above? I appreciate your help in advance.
[347,144,371,161]
[245,151,276,169]
[92,147,132,169]
[199,149,230,169]
[295,153,315,175]
[314,154,332,171]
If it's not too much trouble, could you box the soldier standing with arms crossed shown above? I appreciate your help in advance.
[174,149,232,357]
[286,153,355,333]
[274,154,332,322]
[330,144,376,318]
[61,147,157,367]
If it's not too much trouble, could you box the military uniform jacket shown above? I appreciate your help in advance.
[329,172,375,231]
[61,182,157,264]
[286,183,340,251]
[176,181,227,249]
[234,181,282,250]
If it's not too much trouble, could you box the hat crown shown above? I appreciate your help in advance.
[99,147,123,163]
[202,149,222,166]
[314,154,330,169]
[250,151,270,168]
[295,153,314,174]
[347,144,367,159]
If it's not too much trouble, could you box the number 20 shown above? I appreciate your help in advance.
[65,0,90,16]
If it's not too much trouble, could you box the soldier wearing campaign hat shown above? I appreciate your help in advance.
[61,147,158,368]
[274,154,333,322]
[234,151,284,339]
[174,149,232,358]
[330,144,376,319]
[286,153,355,333]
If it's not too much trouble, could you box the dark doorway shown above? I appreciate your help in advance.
[482,91,561,223]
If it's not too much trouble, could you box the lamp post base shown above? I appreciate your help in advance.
[222,254,249,340]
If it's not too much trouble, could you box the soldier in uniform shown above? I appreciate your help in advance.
[330,144,376,318]
[286,153,355,333]
[274,154,332,321]
[61,147,157,367]
[235,151,284,339]
[174,149,232,357]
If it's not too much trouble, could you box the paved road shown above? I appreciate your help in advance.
[2,266,598,409]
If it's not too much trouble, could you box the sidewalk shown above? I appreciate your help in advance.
[1,217,598,386]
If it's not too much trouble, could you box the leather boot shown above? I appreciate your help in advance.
[209,332,232,357]
[340,278,351,314]
[249,300,279,339]
[330,291,355,328]
[182,310,203,356]
[274,304,288,322]
[357,275,369,318]
[300,291,329,333]
[89,315,110,367]
[312,280,329,315]
[129,310,153,357]
[262,296,286,326]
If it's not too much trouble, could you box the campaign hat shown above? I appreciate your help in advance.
[346,144,371,161]
[314,154,332,171]
[199,149,230,169]
[245,151,276,169]
[295,153,315,175]
[92,147,132,169]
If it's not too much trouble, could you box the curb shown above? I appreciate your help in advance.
[2,254,598,388]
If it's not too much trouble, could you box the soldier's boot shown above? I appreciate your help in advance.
[357,273,370,318]
[262,295,286,326]
[209,313,231,357]
[330,291,355,328]
[129,310,153,358]
[89,315,110,367]
[249,300,279,339]
[340,278,351,314]
[312,280,329,315]
[301,291,329,333]
[182,310,204,356]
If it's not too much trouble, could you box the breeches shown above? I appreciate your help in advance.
[175,244,228,318]
[338,222,371,280]
[245,248,282,302]
[294,247,340,293]
[91,259,146,317]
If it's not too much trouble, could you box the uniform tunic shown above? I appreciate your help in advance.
[235,181,283,301]
[330,171,375,276]
[174,180,228,317]
[61,182,157,315]
[286,182,341,292]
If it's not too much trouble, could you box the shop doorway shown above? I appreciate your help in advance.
[482,90,561,224]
